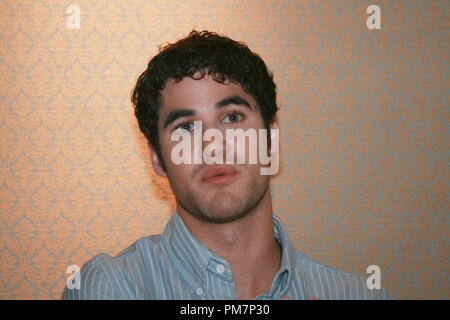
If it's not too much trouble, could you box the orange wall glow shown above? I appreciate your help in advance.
[0,0,448,299]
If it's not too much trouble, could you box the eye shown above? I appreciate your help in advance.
[174,122,195,133]
[222,112,244,124]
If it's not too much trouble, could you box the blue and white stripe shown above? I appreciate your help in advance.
[62,212,391,300]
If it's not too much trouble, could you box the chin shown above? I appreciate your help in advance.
[200,193,248,223]
[174,171,269,224]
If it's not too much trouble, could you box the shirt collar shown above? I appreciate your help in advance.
[161,211,298,296]
[161,211,213,289]
[268,214,298,298]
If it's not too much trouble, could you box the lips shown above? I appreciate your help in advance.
[200,165,239,185]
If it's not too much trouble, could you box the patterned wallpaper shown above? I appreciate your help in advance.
[0,0,448,299]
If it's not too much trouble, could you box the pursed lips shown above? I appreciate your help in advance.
[200,165,239,185]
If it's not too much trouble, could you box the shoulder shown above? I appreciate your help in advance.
[61,235,164,300]
[292,250,392,300]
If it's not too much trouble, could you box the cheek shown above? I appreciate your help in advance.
[165,160,188,176]
[164,165,188,194]
[165,161,196,187]
[159,132,182,165]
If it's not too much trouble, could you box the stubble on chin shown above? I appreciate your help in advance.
[176,171,269,224]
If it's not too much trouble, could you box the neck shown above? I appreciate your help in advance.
[177,188,281,299]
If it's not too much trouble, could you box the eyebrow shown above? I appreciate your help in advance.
[163,109,195,129]
[163,94,252,129]
[215,95,251,109]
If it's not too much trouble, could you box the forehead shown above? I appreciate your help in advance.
[159,75,257,115]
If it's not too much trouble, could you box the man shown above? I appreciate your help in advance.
[62,30,391,300]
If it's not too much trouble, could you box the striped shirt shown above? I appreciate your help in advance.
[62,212,391,300]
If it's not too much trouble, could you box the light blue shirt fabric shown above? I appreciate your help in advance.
[62,212,391,300]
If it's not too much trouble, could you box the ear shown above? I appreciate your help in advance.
[270,117,280,130]
[148,143,167,178]
[268,117,280,154]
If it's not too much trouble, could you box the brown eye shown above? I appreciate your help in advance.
[174,122,194,132]
[223,112,244,124]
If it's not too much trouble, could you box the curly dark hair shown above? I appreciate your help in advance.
[131,30,278,169]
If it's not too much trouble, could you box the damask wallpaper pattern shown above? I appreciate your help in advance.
[0,0,448,299]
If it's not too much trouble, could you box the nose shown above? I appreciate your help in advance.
[200,121,227,165]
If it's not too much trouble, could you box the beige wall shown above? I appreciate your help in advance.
[0,0,448,299]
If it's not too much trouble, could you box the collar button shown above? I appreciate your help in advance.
[216,264,225,274]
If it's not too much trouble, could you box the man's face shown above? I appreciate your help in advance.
[153,74,274,223]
